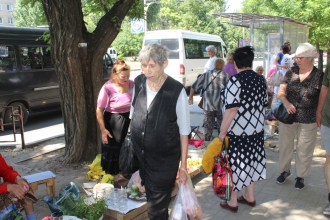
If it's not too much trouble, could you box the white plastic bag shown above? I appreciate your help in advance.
[127,170,145,193]
[169,176,203,220]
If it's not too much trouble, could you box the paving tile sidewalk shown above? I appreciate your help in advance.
[186,96,329,220]
[192,148,328,220]
[188,118,328,219]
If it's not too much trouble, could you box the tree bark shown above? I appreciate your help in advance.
[41,0,136,163]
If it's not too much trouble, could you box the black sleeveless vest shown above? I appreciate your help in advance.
[131,74,183,191]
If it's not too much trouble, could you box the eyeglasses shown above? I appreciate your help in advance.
[295,57,304,60]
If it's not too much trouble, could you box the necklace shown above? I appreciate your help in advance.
[147,74,167,92]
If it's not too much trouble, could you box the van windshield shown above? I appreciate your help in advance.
[144,39,179,59]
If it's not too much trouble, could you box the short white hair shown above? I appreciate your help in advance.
[206,45,216,53]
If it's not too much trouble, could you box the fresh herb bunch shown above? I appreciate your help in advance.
[62,196,107,220]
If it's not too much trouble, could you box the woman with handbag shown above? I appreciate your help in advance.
[218,46,268,212]
[130,44,190,220]
[275,43,324,189]
[96,61,133,175]
[188,59,229,143]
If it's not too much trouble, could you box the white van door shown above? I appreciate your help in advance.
[144,38,186,86]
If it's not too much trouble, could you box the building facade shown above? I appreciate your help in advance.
[0,0,16,26]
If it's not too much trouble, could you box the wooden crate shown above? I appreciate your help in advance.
[104,202,148,220]
[105,166,203,219]
[189,165,202,178]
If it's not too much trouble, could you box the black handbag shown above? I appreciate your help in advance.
[273,103,296,124]
[119,132,139,174]
[273,67,316,124]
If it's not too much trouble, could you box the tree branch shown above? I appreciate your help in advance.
[101,0,109,13]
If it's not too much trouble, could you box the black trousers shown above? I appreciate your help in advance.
[101,111,130,175]
[145,187,172,220]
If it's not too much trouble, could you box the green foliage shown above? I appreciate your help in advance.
[111,18,144,58]
[62,196,107,220]
[117,55,126,61]
[14,0,47,27]
[242,0,330,49]
[148,0,226,33]
[15,0,144,33]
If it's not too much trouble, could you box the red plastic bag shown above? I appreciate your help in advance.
[212,147,233,201]
[188,139,204,148]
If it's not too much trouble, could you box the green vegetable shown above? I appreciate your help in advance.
[131,191,139,197]
[62,196,107,220]
[131,184,138,191]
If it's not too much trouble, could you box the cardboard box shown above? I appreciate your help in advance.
[103,202,148,220]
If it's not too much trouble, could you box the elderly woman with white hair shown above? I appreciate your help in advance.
[276,43,324,190]
[130,44,190,220]
[204,45,217,72]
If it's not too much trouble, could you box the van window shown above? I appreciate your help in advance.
[0,45,16,72]
[19,46,54,71]
[144,39,179,59]
[183,39,223,59]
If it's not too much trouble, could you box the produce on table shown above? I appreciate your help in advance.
[100,174,114,184]
[187,158,202,167]
[127,184,140,197]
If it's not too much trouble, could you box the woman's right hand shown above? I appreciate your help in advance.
[284,102,296,114]
[102,129,112,144]
[7,184,26,200]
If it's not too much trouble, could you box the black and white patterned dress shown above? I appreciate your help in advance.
[223,70,268,191]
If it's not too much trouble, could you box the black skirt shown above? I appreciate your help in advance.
[101,111,130,175]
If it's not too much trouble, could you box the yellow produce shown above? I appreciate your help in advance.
[101,174,114,184]
[187,158,202,167]
[86,154,107,181]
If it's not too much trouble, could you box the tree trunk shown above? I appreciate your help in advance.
[42,0,136,163]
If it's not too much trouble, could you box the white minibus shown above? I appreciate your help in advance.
[142,30,227,89]
[107,48,117,63]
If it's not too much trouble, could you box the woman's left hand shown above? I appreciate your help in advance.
[219,132,226,141]
[179,167,188,185]
[15,176,29,191]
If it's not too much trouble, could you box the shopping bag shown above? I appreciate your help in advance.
[127,170,145,193]
[212,141,233,200]
[268,70,283,86]
[43,182,80,213]
[202,137,228,174]
[169,172,203,220]
[118,133,139,174]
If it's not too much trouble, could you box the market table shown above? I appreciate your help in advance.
[103,165,203,220]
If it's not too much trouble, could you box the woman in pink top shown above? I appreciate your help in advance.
[96,61,134,175]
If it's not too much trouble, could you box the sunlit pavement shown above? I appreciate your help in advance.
[186,95,329,220]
